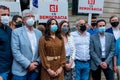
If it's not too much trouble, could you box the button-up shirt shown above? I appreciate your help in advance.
[88,27,98,35]
[25,27,37,61]
[99,34,106,58]
[112,28,120,40]
[71,31,90,61]
[115,38,120,66]
[65,42,71,57]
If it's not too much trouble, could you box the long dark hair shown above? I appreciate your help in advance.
[58,20,70,36]
[45,18,62,40]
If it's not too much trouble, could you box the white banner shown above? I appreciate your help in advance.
[78,0,104,14]
[30,0,38,14]
[39,0,67,2]
[38,1,68,23]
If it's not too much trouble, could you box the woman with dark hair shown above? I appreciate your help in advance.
[10,15,23,29]
[58,20,76,80]
[39,18,66,80]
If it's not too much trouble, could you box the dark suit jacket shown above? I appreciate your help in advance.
[106,27,113,34]
[106,27,117,42]
[90,32,115,70]
[0,24,12,73]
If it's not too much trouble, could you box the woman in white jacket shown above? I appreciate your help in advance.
[58,20,76,80]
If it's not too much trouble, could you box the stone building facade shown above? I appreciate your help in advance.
[68,0,120,27]
[2,0,120,27]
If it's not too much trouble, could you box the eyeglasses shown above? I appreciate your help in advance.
[25,15,35,18]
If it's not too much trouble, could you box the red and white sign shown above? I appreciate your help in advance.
[50,4,58,12]
[88,0,95,5]
[38,0,68,23]
[78,0,104,14]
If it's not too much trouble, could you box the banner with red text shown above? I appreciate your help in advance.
[78,0,104,14]
[38,0,68,23]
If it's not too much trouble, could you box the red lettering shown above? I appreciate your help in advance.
[50,4,58,12]
[88,0,95,5]
[79,7,102,11]
[39,15,67,19]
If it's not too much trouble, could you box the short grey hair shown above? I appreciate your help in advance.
[75,18,85,27]
[22,9,34,17]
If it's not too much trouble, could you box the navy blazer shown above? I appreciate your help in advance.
[106,27,113,34]
[106,27,116,42]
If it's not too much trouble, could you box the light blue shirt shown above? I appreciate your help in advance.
[71,31,90,61]
[115,38,120,66]
[88,28,98,35]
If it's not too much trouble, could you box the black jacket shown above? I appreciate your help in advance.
[0,24,13,73]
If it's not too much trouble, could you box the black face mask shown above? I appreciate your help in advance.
[15,22,22,28]
[80,25,86,32]
[91,22,97,27]
[111,22,119,27]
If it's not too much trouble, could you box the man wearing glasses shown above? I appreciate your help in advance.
[11,9,42,80]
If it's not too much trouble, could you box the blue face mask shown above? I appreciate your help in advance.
[51,25,58,32]
[61,27,69,33]
[98,26,106,33]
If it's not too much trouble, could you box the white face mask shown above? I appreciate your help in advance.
[26,18,35,26]
[1,15,10,25]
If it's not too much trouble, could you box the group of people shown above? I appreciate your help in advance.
[0,4,120,80]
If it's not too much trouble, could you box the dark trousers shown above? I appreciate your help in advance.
[92,66,114,80]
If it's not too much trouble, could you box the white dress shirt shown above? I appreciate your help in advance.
[113,28,120,40]
[99,35,106,58]
[71,31,90,61]
[26,27,37,61]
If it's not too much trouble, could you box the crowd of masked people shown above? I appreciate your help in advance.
[0,4,120,80]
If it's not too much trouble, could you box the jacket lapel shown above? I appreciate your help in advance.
[105,33,109,53]
[111,28,114,34]
[34,29,39,45]
[22,27,32,52]
[96,33,102,50]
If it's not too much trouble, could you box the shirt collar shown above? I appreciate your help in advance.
[24,26,35,32]
[112,27,120,31]
[77,30,88,36]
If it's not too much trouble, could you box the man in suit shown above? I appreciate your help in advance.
[106,15,120,42]
[106,15,120,77]
[90,19,115,80]
[11,9,42,80]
